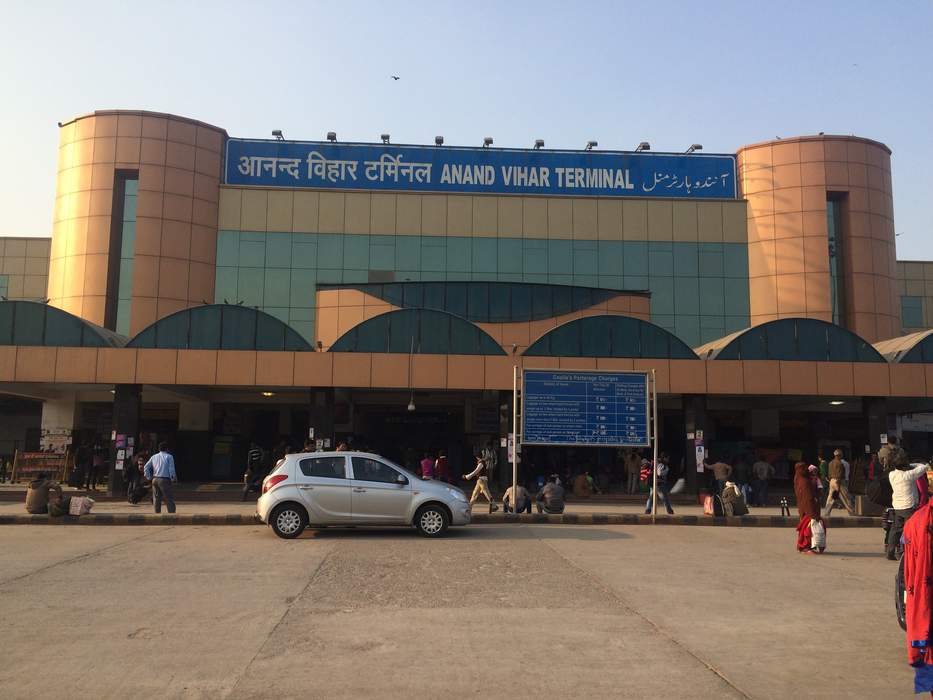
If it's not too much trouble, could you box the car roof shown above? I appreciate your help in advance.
[291,450,378,459]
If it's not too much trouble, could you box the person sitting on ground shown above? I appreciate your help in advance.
[502,482,532,513]
[25,472,64,515]
[573,471,593,498]
[720,480,749,517]
[536,475,565,514]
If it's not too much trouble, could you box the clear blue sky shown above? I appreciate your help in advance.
[1,1,931,256]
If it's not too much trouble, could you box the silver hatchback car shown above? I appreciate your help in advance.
[257,451,472,538]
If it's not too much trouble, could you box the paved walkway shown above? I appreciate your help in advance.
[0,523,910,698]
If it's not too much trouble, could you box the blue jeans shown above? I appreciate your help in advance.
[645,485,674,514]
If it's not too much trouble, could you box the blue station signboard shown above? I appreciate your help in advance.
[225,139,737,199]
[522,370,650,448]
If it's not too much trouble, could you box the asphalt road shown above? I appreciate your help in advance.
[0,523,907,699]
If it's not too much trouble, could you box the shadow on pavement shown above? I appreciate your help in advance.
[296,525,631,541]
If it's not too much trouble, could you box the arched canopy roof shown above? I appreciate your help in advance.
[874,330,933,363]
[0,301,124,347]
[127,304,312,351]
[320,282,641,323]
[329,309,505,355]
[524,315,699,359]
[694,318,885,362]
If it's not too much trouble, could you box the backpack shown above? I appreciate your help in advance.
[866,476,893,508]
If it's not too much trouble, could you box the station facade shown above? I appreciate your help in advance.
[2,108,932,492]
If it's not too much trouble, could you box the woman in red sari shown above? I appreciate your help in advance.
[794,461,822,553]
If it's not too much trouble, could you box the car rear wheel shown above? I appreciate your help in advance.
[415,504,449,537]
[270,503,308,539]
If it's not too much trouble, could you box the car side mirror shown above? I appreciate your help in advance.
[396,474,408,486]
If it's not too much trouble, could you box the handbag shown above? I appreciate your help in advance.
[810,519,826,550]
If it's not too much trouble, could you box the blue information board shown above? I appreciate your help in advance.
[225,139,737,199]
[522,370,650,447]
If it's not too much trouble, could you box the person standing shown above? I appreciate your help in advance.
[463,456,498,513]
[752,457,775,507]
[886,461,929,560]
[823,449,855,517]
[706,458,732,495]
[879,435,908,471]
[644,454,675,515]
[143,442,177,514]
[794,462,823,553]
[434,450,450,484]
[420,452,435,480]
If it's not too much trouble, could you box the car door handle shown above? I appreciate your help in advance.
[298,485,314,490]
[352,487,367,493]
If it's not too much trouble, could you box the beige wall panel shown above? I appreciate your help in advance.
[294,353,334,386]
[396,194,422,235]
[216,350,258,386]
[622,200,647,240]
[472,196,498,237]
[498,197,522,237]
[292,190,320,233]
[421,194,446,235]
[572,199,597,239]
[369,193,396,234]
[522,198,547,237]
[547,198,572,239]
[266,190,294,232]
[596,199,622,240]
[176,349,218,385]
[344,192,371,234]
[255,351,295,387]
[318,192,345,233]
[447,196,472,235]
[646,201,673,241]
[672,201,698,242]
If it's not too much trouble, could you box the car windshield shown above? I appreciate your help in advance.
[377,456,419,481]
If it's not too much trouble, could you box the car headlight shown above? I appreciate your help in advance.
[447,487,467,502]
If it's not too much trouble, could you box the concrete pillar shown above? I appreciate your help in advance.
[683,395,707,494]
[40,395,77,451]
[109,385,141,497]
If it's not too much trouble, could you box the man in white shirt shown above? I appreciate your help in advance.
[887,462,929,560]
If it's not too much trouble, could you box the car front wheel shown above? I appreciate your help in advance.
[270,503,308,539]
[415,504,449,537]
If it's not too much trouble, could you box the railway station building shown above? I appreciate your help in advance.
[1,108,931,492]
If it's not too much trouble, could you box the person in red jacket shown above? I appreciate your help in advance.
[793,462,823,553]
[902,500,933,693]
